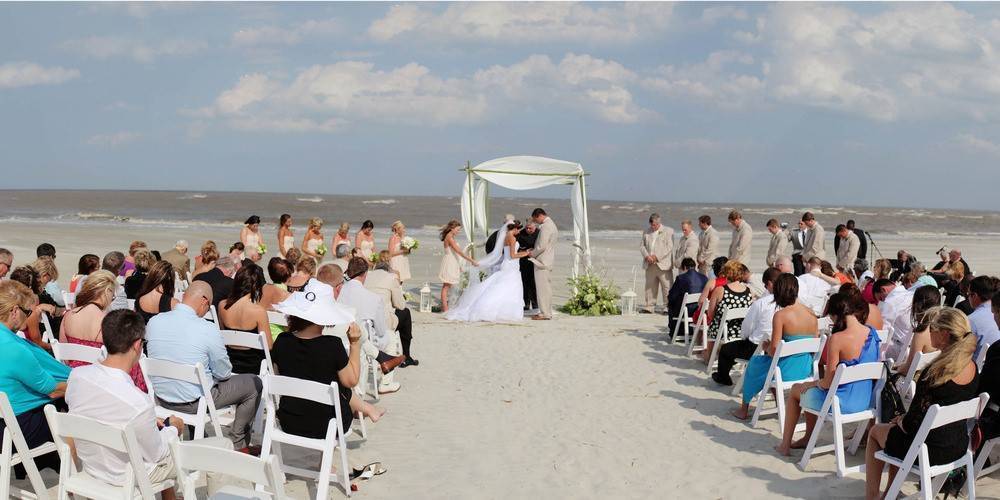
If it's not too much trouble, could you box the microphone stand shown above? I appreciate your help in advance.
[864,230,885,262]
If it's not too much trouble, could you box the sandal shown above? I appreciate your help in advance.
[351,462,388,481]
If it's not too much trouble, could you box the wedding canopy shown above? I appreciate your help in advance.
[460,155,592,278]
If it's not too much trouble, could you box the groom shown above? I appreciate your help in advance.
[529,208,558,320]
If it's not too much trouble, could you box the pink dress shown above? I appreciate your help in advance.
[62,308,148,392]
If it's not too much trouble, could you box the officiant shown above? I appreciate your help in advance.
[518,221,539,311]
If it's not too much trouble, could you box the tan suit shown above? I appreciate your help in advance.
[364,269,405,331]
[802,223,826,261]
[640,226,674,309]
[728,220,753,265]
[673,232,699,269]
[697,226,719,275]
[836,232,860,271]
[161,248,191,282]
[766,229,792,268]
[530,217,558,318]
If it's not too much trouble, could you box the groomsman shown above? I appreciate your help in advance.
[801,212,826,262]
[640,213,674,313]
[835,224,860,273]
[673,220,699,273]
[791,220,807,275]
[517,221,539,311]
[696,215,719,276]
[765,219,792,268]
[727,210,753,265]
[529,208,558,320]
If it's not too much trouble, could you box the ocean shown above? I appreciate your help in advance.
[1,190,997,241]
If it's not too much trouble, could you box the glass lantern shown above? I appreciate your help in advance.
[620,289,638,316]
[419,283,432,313]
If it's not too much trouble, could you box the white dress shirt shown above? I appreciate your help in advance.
[970,302,1000,356]
[797,273,833,316]
[878,286,913,327]
[886,302,915,362]
[740,293,777,344]
[66,363,177,486]
[338,279,392,351]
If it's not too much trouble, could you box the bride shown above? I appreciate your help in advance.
[446,220,532,322]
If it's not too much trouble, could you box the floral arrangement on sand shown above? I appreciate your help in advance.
[560,272,621,316]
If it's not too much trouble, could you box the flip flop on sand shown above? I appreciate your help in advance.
[351,462,388,481]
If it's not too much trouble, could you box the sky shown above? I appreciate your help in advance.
[3,2,1000,210]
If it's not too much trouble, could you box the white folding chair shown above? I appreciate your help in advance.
[266,311,287,328]
[171,440,286,499]
[219,330,272,432]
[799,362,886,477]
[43,404,175,500]
[357,320,382,402]
[140,358,226,440]
[976,340,994,371]
[705,307,749,374]
[669,293,700,344]
[876,394,987,499]
[38,312,56,344]
[731,343,763,397]
[51,342,107,366]
[0,393,53,500]
[202,305,221,331]
[260,375,352,499]
[750,336,827,431]
[686,298,710,357]
[898,350,940,408]
[976,398,1000,479]
[321,325,369,440]
[61,292,75,309]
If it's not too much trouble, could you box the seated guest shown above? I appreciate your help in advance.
[261,257,293,340]
[229,242,245,265]
[60,271,147,391]
[192,241,217,278]
[953,276,974,315]
[905,262,937,290]
[862,259,893,304]
[895,288,942,375]
[0,248,12,279]
[69,254,101,293]
[797,258,835,316]
[704,260,753,364]
[885,285,939,365]
[712,267,781,388]
[135,261,179,324]
[122,241,147,278]
[874,278,913,327]
[0,280,69,474]
[8,266,54,351]
[285,256,316,292]
[365,259,419,366]
[145,282,262,453]
[330,258,406,393]
[271,281,385,440]
[732,273,818,419]
[218,263,272,374]
[162,240,191,283]
[693,256,729,325]
[194,255,236,308]
[66,310,185,500]
[940,249,971,306]
[283,247,302,269]
[820,260,851,285]
[889,250,914,280]
[667,258,708,333]
[865,307,978,499]
[852,258,871,286]
[124,248,156,299]
[776,293,880,456]
[967,275,1000,357]
[102,251,130,310]
[32,256,65,313]
[839,284,883,331]
[331,244,351,272]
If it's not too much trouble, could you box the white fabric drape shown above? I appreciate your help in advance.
[459,155,592,278]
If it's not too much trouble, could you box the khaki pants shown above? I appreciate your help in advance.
[534,267,552,318]
[644,265,672,309]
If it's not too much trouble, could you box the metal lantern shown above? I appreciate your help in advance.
[621,289,638,316]
[419,283,432,313]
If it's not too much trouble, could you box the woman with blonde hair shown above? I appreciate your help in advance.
[124,248,156,299]
[864,307,979,500]
[387,220,412,283]
[438,220,477,312]
[285,256,317,293]
[193,240,218,278]
[302,217,325,261]
[703,260,753,364]
[332,222,351,252]
[32,256,65,313]
[121,240,147,278]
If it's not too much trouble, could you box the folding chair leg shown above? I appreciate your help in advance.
[798,413,826,471]
[965,455,977,500]
[731,365,745,396]
[832,417,847,477]
[338,438,351,497]
[975,438,997,478]
[0,446,10,500]
[848,420,868,455]
[316,448,334,500]
[919,463,935,500]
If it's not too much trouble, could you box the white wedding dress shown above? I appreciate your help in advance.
[446,241,524,323]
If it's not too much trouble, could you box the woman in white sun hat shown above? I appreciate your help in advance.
[271,280,386,438]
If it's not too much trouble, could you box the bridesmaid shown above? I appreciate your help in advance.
[438,220,477,313]
[332,222,352,254]
[302,217,325,261]
[387,220,412,283]
[241,215,263,262]
[355,220,376,261]
[277,214,294,258]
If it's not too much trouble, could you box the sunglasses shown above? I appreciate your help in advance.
[18,306,32,317]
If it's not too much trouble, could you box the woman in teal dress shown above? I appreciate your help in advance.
[776,292,881,455]
[734,274,819,420]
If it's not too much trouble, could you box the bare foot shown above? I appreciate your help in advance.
[790,436,809,449]
[731,408,750,420]
[367,407,387,423]
[774,444,792,456]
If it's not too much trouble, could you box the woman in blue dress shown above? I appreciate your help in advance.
[734,274,819,420]
[776,292,881,456]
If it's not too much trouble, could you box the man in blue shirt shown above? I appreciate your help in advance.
[667,258,708,333]
[967,276,1000,359]
[145,281,261,453]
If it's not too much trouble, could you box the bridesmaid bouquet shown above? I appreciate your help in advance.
[316,243,328,256]
[369,252,381,264]
[257,243,267,255]
[401,236,419,252]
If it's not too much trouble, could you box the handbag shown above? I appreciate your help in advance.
[880,360,906,423]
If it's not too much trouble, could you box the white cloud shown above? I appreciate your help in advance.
[642,51,764,109]
[956,133,1000,156]
[62,36,205,63]
[368,2,673,43]
[0,62,79,89]
[85,131,141,148]
[192,53,653,133]
[701,6,748,24]
[232,19,340,47]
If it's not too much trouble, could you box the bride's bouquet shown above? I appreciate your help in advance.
[315,243,328,256]
[401,236,419,252]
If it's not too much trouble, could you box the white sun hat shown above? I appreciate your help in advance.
[274,280,356,326]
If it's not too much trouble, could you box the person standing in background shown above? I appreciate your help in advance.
[727,211,753,266]
[517,221,539,311]
[835,224,861,274]
[640,213,674,313]
[801,212,825,262]
[765,219,792,268]
[697,215,719,276]
[790,221,807,276]
[673,220,699,276]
